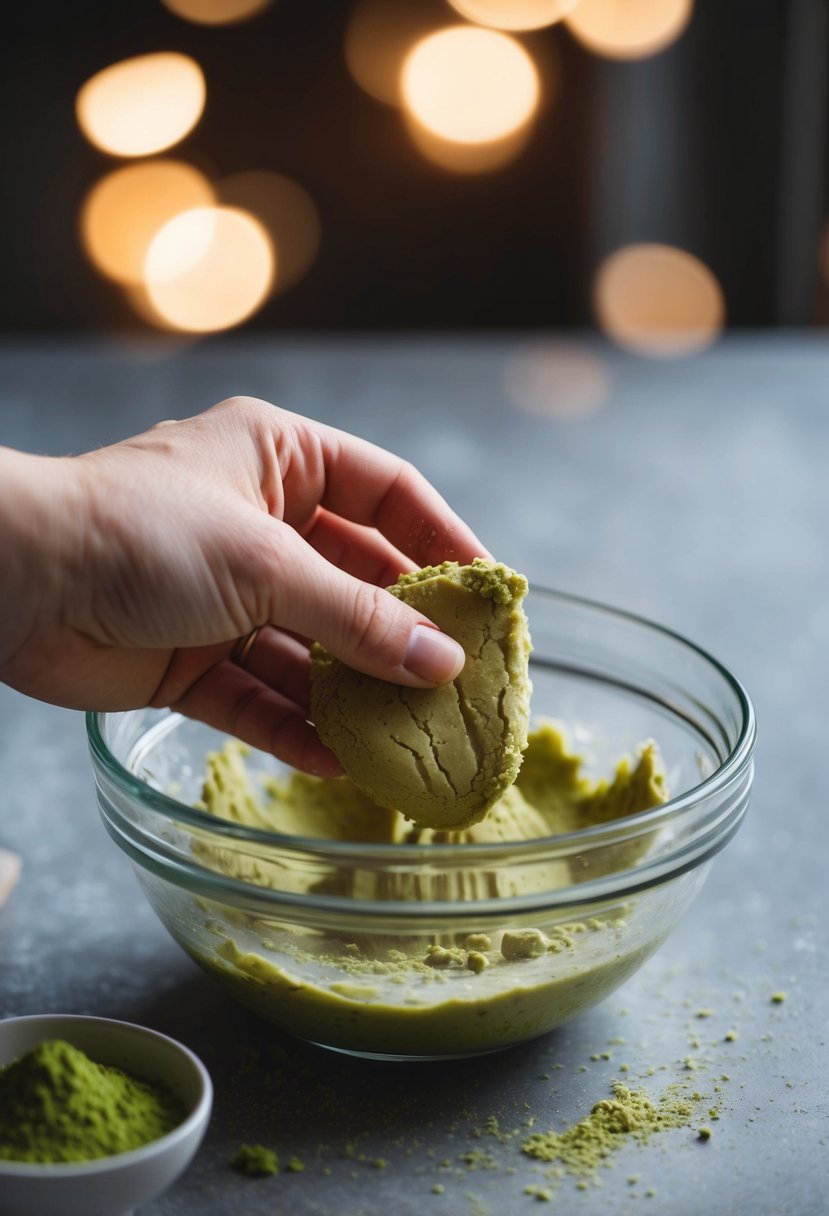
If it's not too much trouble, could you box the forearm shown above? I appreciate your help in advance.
[0,447,85,678]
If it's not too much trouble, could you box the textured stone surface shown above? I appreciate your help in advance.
[0,336,826,1215]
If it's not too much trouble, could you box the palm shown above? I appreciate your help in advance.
[2,399,487,775]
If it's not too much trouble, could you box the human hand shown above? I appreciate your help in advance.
[0,398,490,775]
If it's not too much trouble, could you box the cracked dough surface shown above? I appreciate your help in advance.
[309,560,532,829]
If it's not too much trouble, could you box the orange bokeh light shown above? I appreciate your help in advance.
[447,0,580,31]
[144,206,273,333]
[161,0,272,25]
[402,27,539,146]
[345,0,440,108]
[565,0,693,60]
[404,122,535,173]
[593,243,724,357]
[76,53,206,157]
[216,172,320,296]
[81,161,214,285]
[505,341,612,417]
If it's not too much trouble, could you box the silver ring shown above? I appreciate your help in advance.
[230,626,262,670]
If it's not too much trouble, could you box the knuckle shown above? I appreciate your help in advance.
[211,395,273,426]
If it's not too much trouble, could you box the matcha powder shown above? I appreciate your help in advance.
[0,1039,185,1164]
[522,1082,695,1177]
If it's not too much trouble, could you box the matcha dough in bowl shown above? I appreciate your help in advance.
[87,580,755,1060]
[310,559,532,830]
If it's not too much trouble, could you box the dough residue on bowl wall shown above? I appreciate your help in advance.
[182,725,670,1057]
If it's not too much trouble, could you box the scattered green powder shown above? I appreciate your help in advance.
[697,1127,712,1142]
[286,1155,306,1172]
[771,991,787,1004]
[432,1183,445,1194]
[524,1184,553,1201]
[521,1082,695,1177]
[231,1144,279,1176]
[0,1039,184,1164]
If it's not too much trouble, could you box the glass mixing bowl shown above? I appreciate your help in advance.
[87,588,755,1061]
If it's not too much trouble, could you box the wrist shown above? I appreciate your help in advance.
[0,447,88,675]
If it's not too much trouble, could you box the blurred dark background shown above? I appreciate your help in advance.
[3,0,827,336]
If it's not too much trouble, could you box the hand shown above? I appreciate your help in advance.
[0,398,490,775]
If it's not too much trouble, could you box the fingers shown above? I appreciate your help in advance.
[253,521,466,687]
[241,627,314,712]
[169,659,344,779]
[301,507,417,588]
[152,629,316,716]
[270,406,492,567]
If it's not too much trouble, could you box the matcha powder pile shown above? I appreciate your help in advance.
[522,1082,695,1177]
[0,1039,185,1163]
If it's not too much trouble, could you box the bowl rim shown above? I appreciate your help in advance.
[86,585,756,907]
[0,1014,212,1179]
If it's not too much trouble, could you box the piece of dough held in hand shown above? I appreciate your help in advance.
[310,559,532,830]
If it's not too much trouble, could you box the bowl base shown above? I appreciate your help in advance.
[310,1040,511,1063]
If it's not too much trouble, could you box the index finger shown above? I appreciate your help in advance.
[284,414,493,568]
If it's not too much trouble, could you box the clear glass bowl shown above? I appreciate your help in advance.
[87,587,755,1061]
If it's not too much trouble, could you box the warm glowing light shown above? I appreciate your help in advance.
[447,0,580,31]
[594,244,724,357]
[161,0,272,24]
[144,206,273,333]
[405,123,534,173]
[216,172,320,295]
[565,0,693,60]
[345,0,438,107]
[80,161,214,285]
[402,27,539,145]
[76,53,206,157]
[505,341,611,417]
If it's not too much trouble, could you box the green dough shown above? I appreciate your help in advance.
[193,724,666,900]
[310,559,532,830]
[188,725,670,1057]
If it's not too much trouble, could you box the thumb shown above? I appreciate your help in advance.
[263,524,466,687]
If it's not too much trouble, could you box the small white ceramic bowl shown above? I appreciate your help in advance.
[0,1014,212,1216]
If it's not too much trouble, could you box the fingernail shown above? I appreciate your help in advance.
[404,625,465,684]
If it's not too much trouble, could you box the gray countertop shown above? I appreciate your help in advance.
[1,335,826,1216]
